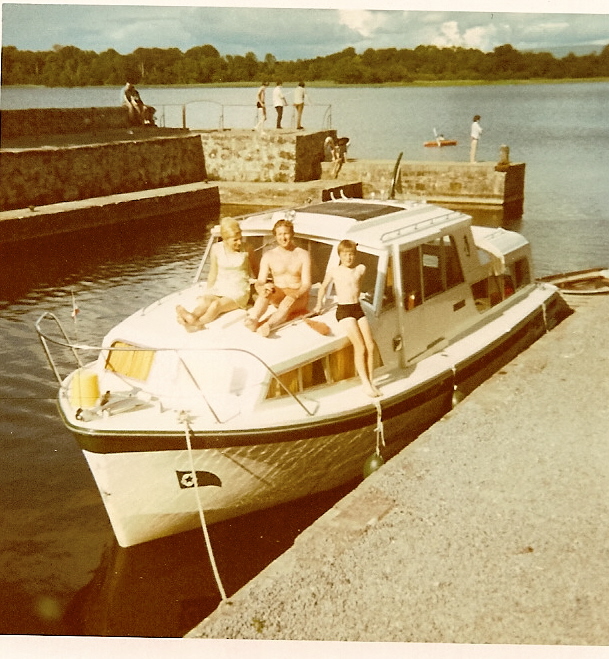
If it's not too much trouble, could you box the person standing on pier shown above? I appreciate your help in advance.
[255,82,268,133]
[273,81,288,129]
[470,114,483,163]
[293,81,308,130]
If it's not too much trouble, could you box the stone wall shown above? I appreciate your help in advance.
[1,107,128,139]
[0,135,207,212]
[324,155,525,217]
[197,129,335,183]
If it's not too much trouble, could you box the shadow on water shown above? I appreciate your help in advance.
[0,207,213,305]
[0,203,264,307]
[64,478,360,638]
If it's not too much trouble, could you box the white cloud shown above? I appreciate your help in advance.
[461,25,498,50]
[337,10,386,39]
[426,18,498,51]
[2,5,608,59]
[432,20,462,46]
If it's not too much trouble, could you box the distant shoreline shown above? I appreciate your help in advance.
[4,77,609,89]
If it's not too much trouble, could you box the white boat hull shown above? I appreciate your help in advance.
[72,285,565,547]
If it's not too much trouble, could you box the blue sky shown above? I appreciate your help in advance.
[2,1,609,60]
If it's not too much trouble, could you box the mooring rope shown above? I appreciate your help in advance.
[178,411,227,601]
[542,299,549,332]
[373,399,385,455]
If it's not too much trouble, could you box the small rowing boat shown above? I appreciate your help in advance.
[424,139,457,147]
[537,267,609,295]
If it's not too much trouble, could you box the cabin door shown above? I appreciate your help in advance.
[359,251,402,370]
[396,237,468,364]
[395,245,433,363]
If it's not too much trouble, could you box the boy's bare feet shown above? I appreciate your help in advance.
[363,383,382,397]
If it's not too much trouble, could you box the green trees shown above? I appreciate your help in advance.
[2,42,608,86]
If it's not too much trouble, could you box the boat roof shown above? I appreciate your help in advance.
[472,225,530,256]
[238,200,473,251]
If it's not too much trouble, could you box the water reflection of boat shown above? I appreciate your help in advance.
[37,198,571,548]
[64,480,356,637]
[537,267,609,295]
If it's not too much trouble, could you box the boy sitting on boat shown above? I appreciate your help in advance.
[244,218,312,337]
[315,240,381,398]
[176,218,253,331]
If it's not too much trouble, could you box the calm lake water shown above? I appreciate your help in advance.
[0,83,608,638]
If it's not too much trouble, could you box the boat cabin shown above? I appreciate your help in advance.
[148,199,532,408]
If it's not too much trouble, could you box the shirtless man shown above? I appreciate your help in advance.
[315,239,381,397]
[245,218,311,337]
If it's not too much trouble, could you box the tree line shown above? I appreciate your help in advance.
[2,42,609,87]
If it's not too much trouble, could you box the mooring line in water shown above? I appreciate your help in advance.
[179,411,227,602]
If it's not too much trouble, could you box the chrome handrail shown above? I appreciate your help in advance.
[35,312,318,420]
[157,99,332,131]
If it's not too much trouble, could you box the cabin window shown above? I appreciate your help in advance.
[401,248,423,309]
[266,344,356,399]
[243,235,265,276]
[512,258,531,289]
[382,259,396,309]
[289,237,333,286]
[422,240,443,298]
[356,251,380,305]
[309,241,333,286]
[444,235,465,288]
[105,341,155,381]
[472,273,517,312]
[401,235,464,309]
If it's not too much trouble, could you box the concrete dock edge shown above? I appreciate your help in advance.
[187,293,609,645]
[0,183,220,244]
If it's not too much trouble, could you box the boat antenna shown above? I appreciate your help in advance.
[389,152,403,200]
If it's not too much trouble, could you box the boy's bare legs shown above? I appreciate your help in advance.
[340,318,380,397]
[358,317,381,396]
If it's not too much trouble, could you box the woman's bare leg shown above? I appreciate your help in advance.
[197,297,238,327]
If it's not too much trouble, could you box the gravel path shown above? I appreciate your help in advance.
[187,293,609,645]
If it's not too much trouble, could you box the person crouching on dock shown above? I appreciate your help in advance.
[315,240,381,398]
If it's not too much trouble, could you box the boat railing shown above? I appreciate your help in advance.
[379,210,465,243]
[35,312,318,421]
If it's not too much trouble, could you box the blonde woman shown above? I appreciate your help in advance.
[176,218,253,331]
